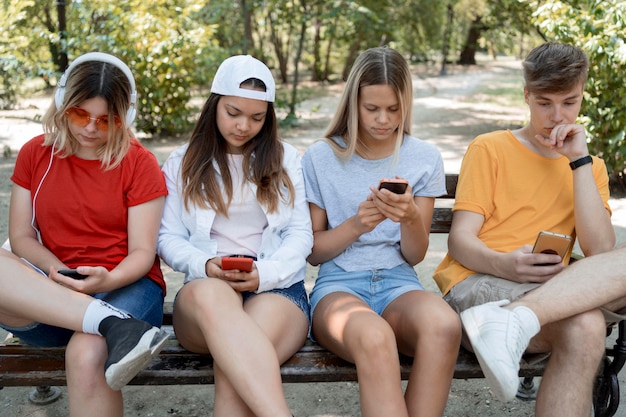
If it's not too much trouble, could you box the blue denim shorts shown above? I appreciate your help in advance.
[176,279,310,322]
[0,277,164,347]
[309,261,425,320]
[243,280,310,322]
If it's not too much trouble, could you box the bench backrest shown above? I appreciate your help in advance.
[431,173,457,233]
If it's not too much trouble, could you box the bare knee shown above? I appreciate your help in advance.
[65,334,107,388]
[352,320,398,364]
[429,304,462,341]
[546,309,605,360]
[175,279,240,322]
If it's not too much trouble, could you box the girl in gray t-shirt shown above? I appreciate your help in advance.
[302,46,461,417]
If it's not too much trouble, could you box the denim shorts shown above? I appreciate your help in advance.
[176,279,310,322]
[243,280,310,321]
[0,277,164,347]
[309,261,425,320]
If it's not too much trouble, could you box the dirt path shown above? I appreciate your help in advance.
[1,57,625,416]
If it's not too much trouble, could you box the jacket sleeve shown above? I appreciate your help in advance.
[157,147,216,279]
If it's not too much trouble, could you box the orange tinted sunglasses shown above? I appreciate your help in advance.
[65,107,122,132]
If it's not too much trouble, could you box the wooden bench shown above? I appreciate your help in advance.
[1,174,624,416]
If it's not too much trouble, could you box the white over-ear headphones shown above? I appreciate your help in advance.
[54,52,137,124]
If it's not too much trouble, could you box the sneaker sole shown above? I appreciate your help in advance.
[461,308,518,402]
[105,328,169,391]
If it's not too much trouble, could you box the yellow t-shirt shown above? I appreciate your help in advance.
[433,130,611,295]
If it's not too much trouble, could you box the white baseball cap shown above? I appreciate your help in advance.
[210,55,275,102]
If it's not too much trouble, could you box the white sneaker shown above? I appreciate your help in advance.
[461,300,540,402]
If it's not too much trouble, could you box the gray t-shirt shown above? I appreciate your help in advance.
[302,135,446,272]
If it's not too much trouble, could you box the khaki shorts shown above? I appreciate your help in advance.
[445,273,626,352]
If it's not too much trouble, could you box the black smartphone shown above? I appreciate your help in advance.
[378,178,409,194]
[532,231,573,266]
[221,257,253,272]
[57,269,89,280]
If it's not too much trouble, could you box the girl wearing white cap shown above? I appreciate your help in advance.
[158,55,312,417]
[302,46,461,417]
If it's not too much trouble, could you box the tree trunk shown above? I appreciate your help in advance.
[322,14,339,81]
[458,16,483,66]
[289,0,308,117]
[240,0,255,54]
[56,1,67,71]
[440,2,454,75]
[267,13,289,83]
[311,14,322,81]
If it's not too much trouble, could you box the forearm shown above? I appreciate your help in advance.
[572,165,615,254]
[399,214,429,265]
[308,216,361,266]
[9,235,65,273]
[107,248,157,290]
[448,231,505,277]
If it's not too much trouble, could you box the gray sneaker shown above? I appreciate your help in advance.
[461,300,540,402]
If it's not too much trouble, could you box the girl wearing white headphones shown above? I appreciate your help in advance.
[1,52,168,416]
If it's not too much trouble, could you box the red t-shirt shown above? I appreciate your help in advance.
[11,135,168,293]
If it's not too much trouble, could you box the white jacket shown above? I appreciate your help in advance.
[158,142,313,292]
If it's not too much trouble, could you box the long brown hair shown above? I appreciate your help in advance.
[180,79,294,215]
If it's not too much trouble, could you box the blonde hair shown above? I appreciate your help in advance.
[324,46,413,160]
[41,59,134,170]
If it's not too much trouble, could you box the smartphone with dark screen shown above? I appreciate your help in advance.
[57,269,89,279]
[378,178,409,194]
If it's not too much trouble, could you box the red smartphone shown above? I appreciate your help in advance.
[532,231,573,266]
[221,257,254,272]
[378,178,409,194]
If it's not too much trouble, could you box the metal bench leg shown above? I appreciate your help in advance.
[516,376,538,401]
[28,386,61,405]
[594,320,626,417]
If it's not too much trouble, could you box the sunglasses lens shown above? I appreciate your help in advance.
[66,107,90,127]
[65,107,122,132]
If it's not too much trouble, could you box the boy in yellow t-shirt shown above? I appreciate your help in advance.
[434,42,623,415]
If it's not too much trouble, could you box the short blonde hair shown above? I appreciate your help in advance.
[42,58,134,170]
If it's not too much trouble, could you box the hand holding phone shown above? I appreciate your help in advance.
[378,178,409,194]
[532,231,573,266]
[221,257,254,272]
[57,269,89,280]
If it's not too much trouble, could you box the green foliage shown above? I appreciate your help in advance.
[63,0,221,136]
[0,0,51,108]
[5,0,621,143]
[0,55,20,109]
[532,0,626,177]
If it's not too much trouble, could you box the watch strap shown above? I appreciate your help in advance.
[569,155,593,170]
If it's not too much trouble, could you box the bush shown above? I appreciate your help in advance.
[534,0,626,181]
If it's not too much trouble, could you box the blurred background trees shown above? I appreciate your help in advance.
[1,0,624,178]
